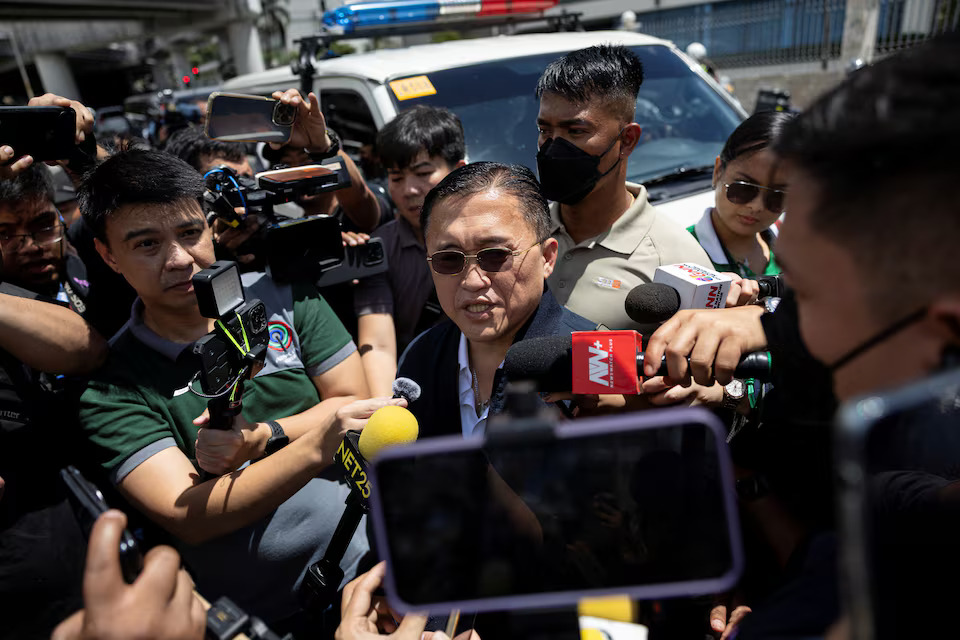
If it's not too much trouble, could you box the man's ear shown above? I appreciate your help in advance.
[455,159,466,169]
[712,156,723,189]
[541,237,559,278]
[94,237,121,274]
[620,123,643,157]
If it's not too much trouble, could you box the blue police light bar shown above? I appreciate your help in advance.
[323,0,557,33]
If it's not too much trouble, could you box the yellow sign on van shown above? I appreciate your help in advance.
[389,75,437,101]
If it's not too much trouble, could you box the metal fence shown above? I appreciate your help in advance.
[875,0,960,54]
[635,0,846,67]
[634,0,956,68]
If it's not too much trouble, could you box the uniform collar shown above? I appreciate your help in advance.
[694,207,782,267]
[126,299,193,362]
[693,208,729,266]
[549,182,654,255]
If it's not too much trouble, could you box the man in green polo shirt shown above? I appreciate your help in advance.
[75,149,371,626]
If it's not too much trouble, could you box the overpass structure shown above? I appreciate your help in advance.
[0,0,268,105]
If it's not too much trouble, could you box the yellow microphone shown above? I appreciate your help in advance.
[358,404,420,460]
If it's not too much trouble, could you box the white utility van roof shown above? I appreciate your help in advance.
[223,31,670,92]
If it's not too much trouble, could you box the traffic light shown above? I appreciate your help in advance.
[192,66,199,75]
[182,75,191,85]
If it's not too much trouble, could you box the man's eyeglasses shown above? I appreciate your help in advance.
[0,223,63,249]
[723,181,787,214]
[427,239,543,276]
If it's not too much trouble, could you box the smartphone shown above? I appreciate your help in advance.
[0,106,76,161]
[369,408,741,614]
[256,163,344,198]
[205,92,296,144]
[60,466,143,583]
[315,237,389,287]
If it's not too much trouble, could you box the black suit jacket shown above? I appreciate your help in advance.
[397,287,595,440]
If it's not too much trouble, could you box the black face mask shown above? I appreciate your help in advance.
[536,130,623,205]
[828,307,928,373]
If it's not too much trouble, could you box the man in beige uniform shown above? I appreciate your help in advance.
[535,44,711,330]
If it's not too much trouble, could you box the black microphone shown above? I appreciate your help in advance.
[624,282,682,324]
[504,334,772,391]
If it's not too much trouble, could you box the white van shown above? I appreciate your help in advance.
[223,30,746,228]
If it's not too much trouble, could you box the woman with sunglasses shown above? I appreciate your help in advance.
[688,111,794,278]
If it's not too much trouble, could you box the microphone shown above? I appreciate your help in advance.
[301,402,420,613]
[504,332,772,393]
[625,282,682,324]
[626,271,786,325]
[391,376,422,404]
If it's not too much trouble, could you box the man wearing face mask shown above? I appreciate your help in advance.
[536,45,711,331]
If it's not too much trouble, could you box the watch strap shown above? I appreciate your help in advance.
[263,420,289,456]
[307,129,340,162]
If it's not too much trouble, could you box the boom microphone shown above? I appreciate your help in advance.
[301,402,420,613]
[504,332,772,393]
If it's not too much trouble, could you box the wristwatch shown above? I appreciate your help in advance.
[307,129,341,162]
[763,296,782,315]
[263,420,289,456]
[721,378,746,411]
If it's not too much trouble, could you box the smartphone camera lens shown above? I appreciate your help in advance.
[273,102,297,126]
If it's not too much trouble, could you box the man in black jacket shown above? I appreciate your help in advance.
[398,162,595,440]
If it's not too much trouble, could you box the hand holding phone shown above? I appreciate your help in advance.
[51,510,207,640]
[270,89,334,154]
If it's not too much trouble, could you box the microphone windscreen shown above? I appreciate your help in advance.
[503,334,573,391]
[392,377,422,403]
[358,405,419,460]
[624,282,681,324]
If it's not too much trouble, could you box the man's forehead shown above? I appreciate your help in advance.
[387,150,446,173]
[429,191,532,242]
[0,197,57,224]
[108,200,204,231]
[537,92,618,123]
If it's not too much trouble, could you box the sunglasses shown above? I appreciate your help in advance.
[724,181,786,214]
[427,239,543,276]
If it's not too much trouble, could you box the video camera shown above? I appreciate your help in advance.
[203,163,387,286]
[190,261,268,431]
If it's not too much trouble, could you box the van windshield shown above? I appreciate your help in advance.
[388,44,743,187]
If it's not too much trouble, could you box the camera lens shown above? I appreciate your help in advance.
[273,102,297,126]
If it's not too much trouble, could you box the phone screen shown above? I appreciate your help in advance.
[838,368,960,640]
[205,93,295,144]
[371,413,740,613]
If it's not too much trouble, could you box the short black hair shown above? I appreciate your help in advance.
[774,34,960,317]
[0,164,55,209]
[164,125,246,173]
[720,111,795,168]
[78,149,205,241]
[377,105,465,172]
[535,44,644,121]
[420,161,549,240]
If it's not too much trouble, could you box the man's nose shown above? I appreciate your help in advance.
[460,261,490,290]
[164,242,194,271]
